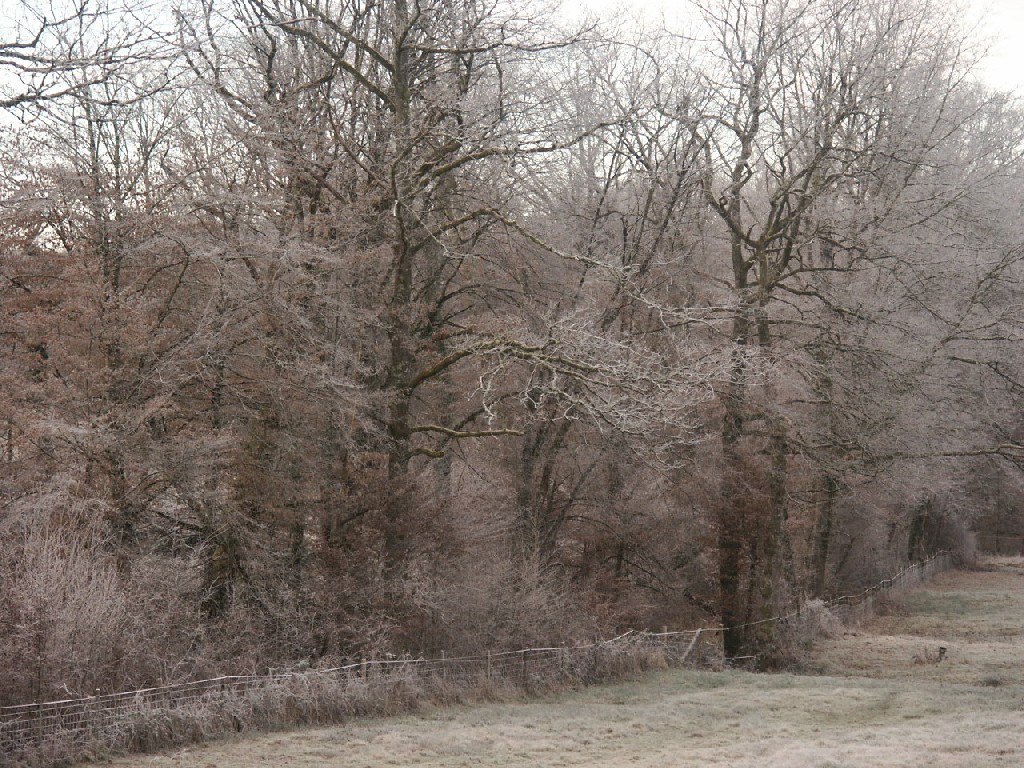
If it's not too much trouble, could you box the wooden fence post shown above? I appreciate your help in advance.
[680,629,702,665]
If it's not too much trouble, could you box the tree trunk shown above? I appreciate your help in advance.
[810,474,840,596]
[718,306,751,658]
[717,299,792,659]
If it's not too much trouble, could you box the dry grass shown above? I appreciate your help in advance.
[7,634,676,766]
[93,557,1024,768]
[94,671,1024,768]
[808,557,1024,686]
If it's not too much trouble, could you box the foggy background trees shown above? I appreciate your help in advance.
[2,0,1022,701]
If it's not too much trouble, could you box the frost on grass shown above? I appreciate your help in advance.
[102,560,1024,768]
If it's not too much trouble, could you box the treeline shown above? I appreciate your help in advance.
[1,0,1023,703]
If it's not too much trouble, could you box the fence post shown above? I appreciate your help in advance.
[1,550,961,764]
[680,629,701,665]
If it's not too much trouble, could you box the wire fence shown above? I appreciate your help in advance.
[0,551,953,765]
[821,551,953,624]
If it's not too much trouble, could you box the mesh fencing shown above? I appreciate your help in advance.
[0,551,952,763]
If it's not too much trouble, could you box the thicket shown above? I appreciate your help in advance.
[1,0,1022,707]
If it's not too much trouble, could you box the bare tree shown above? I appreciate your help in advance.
[0,0,172,109]
[677,0,1015,657]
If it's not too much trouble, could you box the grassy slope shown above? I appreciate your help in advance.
[100,559,1024,768]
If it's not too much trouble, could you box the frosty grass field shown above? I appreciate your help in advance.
[102,558,1024,768]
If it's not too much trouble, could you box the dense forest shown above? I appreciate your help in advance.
[2,0,1023,704]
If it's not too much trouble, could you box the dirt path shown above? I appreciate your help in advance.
[101,559,1024,768]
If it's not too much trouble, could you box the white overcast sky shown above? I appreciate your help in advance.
[558,0,1024,95]
[971,0,1024,93]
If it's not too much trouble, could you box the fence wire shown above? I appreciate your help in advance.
[0,552,952,761]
